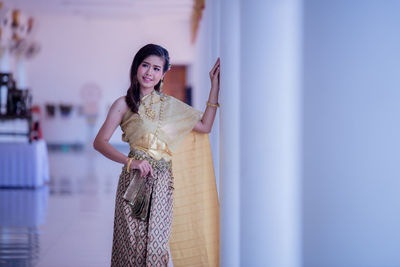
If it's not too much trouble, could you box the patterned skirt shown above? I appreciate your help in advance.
[111,149,174,267]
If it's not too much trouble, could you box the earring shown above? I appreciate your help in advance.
[160,79,164,92]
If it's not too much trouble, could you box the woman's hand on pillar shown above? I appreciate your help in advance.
[209,57,220,91]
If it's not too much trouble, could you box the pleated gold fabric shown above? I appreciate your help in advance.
[170,131,220,267]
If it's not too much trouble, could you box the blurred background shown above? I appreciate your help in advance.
[1,0,400,266]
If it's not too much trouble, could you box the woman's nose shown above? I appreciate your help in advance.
[145,67,153,75]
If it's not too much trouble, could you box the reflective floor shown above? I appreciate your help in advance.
[0,145,129,267]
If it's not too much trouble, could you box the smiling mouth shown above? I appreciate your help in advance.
[143,76,152,82]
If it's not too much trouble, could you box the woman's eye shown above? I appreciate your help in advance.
[142,63,148,67]
[154,68,160,71]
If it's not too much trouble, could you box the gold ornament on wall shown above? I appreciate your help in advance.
[191,0,205,44]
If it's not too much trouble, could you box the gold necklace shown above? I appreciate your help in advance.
[143,92,155,120]
[150,93,166,147]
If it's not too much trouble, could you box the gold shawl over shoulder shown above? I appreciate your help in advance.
[120,91,220,267]
[121,90,203,161]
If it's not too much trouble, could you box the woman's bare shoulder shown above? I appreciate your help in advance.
[113,96,129,109]
[109,96,130,118]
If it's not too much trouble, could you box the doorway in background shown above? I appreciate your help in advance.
[162,65,192,105]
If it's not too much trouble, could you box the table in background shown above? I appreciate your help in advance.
[0,139,50,188]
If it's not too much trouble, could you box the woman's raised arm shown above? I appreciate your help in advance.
[193,57,220,133]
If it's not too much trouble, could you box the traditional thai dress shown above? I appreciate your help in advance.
[111,90,205,266]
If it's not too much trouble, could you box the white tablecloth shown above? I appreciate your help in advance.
[0,186,49,226]
[0,140,50,187]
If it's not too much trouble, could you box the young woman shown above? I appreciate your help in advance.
[93,44,220,266]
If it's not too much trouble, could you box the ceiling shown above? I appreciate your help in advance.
[2,0,194,20]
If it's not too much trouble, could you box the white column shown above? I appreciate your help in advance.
[209,0,221,196]
[220,0,240,266]
[192,0,221,193]
[239,0,302,266]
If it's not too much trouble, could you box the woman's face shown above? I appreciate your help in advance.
[136,55,165,91]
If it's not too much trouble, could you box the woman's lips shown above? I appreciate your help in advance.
[143,76,152,82]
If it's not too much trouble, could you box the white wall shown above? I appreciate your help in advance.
[303,1,400,266]
[23,14,194,144]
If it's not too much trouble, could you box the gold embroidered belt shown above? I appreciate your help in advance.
[128,148,172,172]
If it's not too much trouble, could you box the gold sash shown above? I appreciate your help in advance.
[170,131,220,267]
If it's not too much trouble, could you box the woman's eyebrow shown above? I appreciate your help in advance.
[142,61,161,68]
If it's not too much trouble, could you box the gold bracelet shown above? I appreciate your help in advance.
[126,157,134,173]
[206,101,220,108]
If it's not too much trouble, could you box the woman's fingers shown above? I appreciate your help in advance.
[146,164,151,177]
[149,165,154,177]
[146,161,154,177]
[139,166,145,177]
[138,161,147,177]
[142,161,154,177]
[143,166,148,177]
[211,58,219,71]
[213,65,220,76]
[213,66,220,81]
[133,159,154,177]
[209,58,220,77]
[212,60,220,73]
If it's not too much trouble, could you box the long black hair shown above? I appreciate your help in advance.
[125,44,170,113]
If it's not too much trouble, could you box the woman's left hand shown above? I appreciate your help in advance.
[193,57,220,133]
[209,57,220,90]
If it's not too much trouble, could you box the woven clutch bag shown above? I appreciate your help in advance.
[123,169,154,221]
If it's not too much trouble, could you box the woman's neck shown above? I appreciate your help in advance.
[140,88,154,99]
